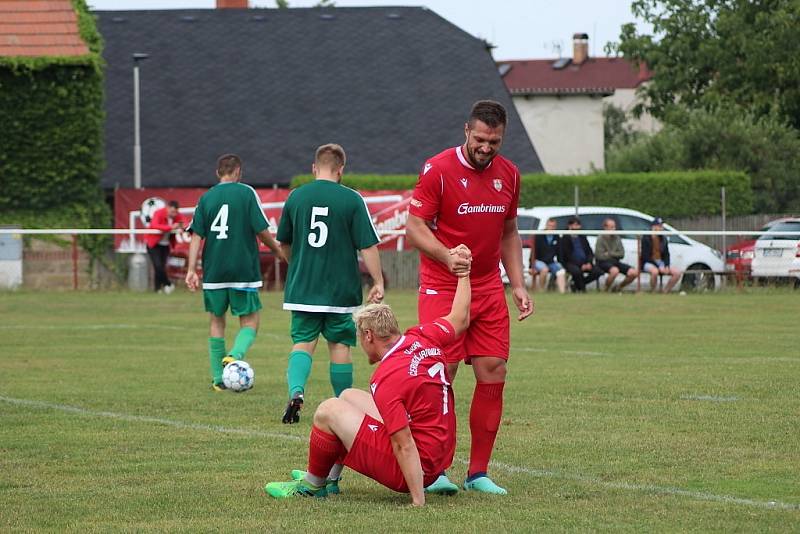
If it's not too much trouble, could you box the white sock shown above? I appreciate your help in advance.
[327,463,343,481]
[304,472,326,487]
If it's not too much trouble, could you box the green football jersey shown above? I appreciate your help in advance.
[277,180,380,312]
[188,182,269,289]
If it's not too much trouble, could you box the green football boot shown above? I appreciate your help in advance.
[264,479,327,499]
[291,469,340,495]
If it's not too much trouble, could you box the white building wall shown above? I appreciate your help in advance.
[604,88,661,134]
[512,94,605,174]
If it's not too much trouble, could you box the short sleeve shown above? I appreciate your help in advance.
[414,319,456,348]
[350,193,380,250]
[247,188,269,234]
[276,194,293,244]
[373,381,409,436]
[188,197,206,238]
[408,161,442,221]
[506,168,520,221]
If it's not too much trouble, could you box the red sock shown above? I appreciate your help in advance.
[468,381,505,477]
[307,426,346,480]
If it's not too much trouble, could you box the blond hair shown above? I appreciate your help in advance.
[353,304,400,339]
[315,143,346,171]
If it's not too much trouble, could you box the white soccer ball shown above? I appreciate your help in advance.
[222,360,255,392]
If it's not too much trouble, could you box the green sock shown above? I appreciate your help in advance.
[287,350,312,397]
[229,326,257,360]
[330,362,353,397]
[209,337,226,385]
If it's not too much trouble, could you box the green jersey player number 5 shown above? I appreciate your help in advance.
[308,206,328,248]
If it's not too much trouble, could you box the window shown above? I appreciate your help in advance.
[615,214,650,239]
[762,221,800,240]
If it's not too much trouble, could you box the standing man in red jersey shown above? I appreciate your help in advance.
[406,100,534,495]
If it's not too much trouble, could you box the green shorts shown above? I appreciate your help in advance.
[291,311,356,346]
[203,288,262,317]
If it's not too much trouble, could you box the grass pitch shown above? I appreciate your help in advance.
[1,289,799,532]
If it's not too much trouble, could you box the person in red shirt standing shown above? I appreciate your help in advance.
[264,246,472,506]
[145,200,186,294]
[406,100,534,495]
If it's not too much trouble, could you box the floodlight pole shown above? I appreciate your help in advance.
[132,53,149,189]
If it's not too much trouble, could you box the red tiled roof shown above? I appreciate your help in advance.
[0,0,89,58]
[499,57,652,96]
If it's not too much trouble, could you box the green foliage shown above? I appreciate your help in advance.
[0,0,107,265]
[607,107,800,212]
[291,174,419,190]
[603,103,641,151]
[614,0,800,129]
[292,171,751,218]
[519,171,751,218]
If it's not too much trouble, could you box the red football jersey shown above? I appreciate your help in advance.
[409,146,520,294]
[369,319,457,480]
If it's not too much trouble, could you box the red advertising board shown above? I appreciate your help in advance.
[114,187,412,252]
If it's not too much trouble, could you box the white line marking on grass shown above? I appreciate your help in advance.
[680,394,739,402]
[2,395,797,511]
[461,459,799,511]
[0,395,303,442]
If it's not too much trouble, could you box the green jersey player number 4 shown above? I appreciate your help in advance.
[186,154,285,392]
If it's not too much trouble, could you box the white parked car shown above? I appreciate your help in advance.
[751,218,800,287]
[502,206,725,291]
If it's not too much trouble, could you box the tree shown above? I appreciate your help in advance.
[614,0,800,129]
[606,106,800,212]
[603,103,641,151]
[275,0,288,7]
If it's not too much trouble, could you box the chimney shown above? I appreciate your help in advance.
[217,0,248,8]
[573,32,589,65]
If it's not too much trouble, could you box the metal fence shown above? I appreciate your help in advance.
[669,213,799,251]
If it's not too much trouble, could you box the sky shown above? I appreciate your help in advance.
[86,0,646,61]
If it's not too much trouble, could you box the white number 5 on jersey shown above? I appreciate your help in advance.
[308,206,329,248]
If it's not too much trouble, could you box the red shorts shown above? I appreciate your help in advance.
[418,288,509,364]
[343,416,438,493]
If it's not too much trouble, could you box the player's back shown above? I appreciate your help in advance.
[370,322,457,477]
[191,182,269,288]
[280,180,379,309]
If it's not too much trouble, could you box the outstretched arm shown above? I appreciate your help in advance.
[390,426,425,506]
[442,247,471,337]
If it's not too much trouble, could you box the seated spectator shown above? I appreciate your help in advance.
[530,218,566,293]
[641,217,682,293]
[595,218,638,291]
[559,216,602,292]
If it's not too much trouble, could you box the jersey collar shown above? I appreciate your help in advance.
[456,145,493,171]
[380,335,406,362]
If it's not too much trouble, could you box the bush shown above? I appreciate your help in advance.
[519,171,751,218]
[291,170,752,219]
[291,174,419,190]
[0,0,109,269]
[607,107,800,213]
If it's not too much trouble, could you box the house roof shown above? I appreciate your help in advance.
[0,0,89,57]
[96,7,543,189]
[498,57,652,96]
